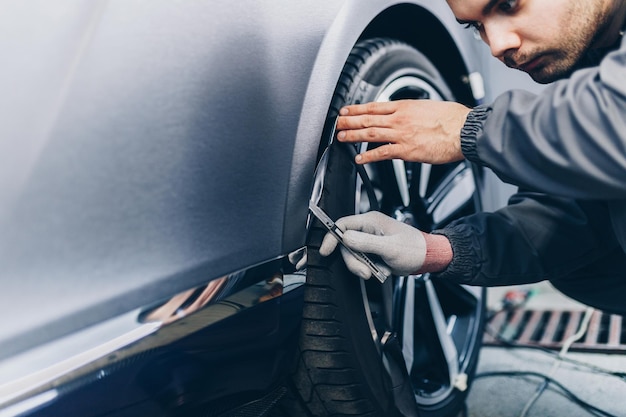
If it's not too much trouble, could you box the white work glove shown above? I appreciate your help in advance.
[319,211,427,279]
[288,247,307,270]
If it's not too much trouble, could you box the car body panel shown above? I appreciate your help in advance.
[0,1,528,415]
[0,0,482,358]
[1,0,338,359]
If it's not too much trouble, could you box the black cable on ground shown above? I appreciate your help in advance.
[484,309,626,382]
[477,301,626,417]
[473,371,620,417]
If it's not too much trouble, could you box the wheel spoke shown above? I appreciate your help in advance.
[419,164,432,199]
[400,276,416,373]
[351,67,484,410]
[426,163,475,226]
[400,275,458,405]
[424,277,460,383]
[432,279,481,314]
[302,39,486,417]
[393,159,411,207]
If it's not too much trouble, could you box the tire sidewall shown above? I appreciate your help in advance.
[296,39,482,417]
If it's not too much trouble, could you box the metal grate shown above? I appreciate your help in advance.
[484,309,626,353]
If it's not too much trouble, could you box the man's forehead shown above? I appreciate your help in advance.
[446,0,498,20]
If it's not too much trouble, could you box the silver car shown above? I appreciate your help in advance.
[0,1,528,416]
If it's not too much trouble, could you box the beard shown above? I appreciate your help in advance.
[505,0,611,84]
[504,48,588,84]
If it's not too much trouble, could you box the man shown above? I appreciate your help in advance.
[320,0,626,315]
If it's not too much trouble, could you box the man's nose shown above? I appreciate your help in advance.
[483,21,521,59]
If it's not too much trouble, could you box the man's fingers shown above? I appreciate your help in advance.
[356,143,404,164]
[337,126,396,143]
[334,212,385,235]
[320,212,383,256]
[335,124,408,165]
[339,246,372,280]
[319,226,379,280]
[341,230,388,256]
[339,101,397,116]
[288,247,307,268]
[319,232,340,256]
[337,114,393,131]
[295,253,307,270]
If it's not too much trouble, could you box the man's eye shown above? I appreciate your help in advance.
[498,0,518,13]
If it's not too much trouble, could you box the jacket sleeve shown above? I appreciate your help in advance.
[461,37,626,200]
[432,191,620,287]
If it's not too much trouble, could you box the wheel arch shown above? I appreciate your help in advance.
[360,4,478,106]
[282,1,483,254]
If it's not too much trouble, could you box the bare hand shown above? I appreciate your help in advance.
[336,100,471,165]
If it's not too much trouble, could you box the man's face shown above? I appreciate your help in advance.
[446,0,610,83]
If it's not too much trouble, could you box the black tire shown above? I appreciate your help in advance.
[291,38,485,417]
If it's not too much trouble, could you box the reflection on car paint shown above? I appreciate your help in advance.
[0,258,305,415]
[142,276,229,325]
[141,269,300,325]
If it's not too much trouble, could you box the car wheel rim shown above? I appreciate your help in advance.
[355,74,484,407]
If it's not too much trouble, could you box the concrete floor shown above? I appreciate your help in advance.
[463,283,626,417]
[466,347,626,417]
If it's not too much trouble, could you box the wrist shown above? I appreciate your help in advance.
[417,233,453,273]
[460,105,491,164]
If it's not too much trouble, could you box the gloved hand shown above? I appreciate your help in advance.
[319,211,427,279]
[288,247,307,270]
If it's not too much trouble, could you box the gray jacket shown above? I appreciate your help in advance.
[435,31,626,289]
